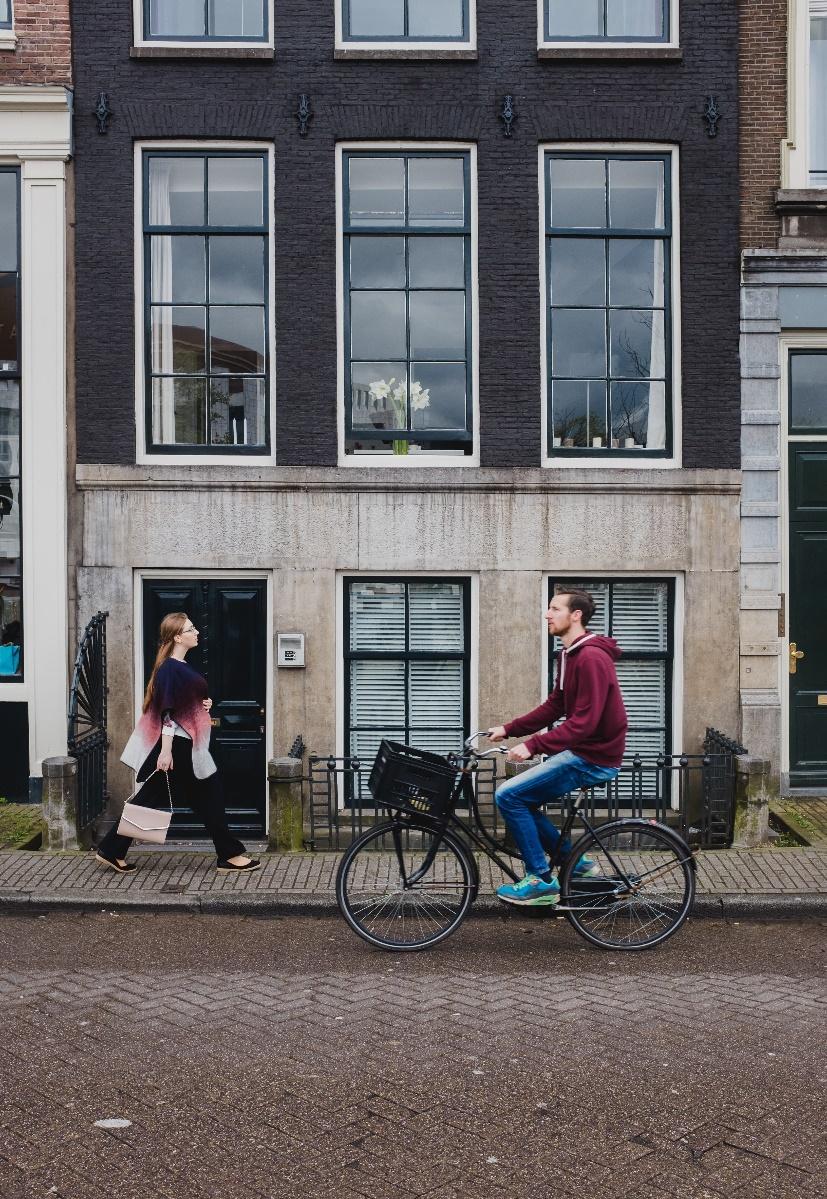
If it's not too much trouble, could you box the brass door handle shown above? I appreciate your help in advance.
[789,642,805,674]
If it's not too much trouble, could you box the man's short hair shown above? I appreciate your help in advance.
[555,588,596,626]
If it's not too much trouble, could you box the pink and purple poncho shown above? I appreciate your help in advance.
[121,658,216,779]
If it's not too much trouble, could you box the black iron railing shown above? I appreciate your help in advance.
[303,731,745,851]
[67,612,109,832]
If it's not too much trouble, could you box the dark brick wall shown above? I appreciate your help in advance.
[72,1,740,469]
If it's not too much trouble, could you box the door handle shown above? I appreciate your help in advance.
[210,717,220,728]
[789,642,805,675]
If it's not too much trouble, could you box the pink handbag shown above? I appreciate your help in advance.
[116,770,173,844]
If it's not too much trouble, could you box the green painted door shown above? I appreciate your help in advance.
[789,446,827,786]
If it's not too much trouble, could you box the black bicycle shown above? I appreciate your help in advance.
[335,732,696,952]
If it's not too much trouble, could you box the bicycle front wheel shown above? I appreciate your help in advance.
[336,821,475,951]
[560,820,695,951]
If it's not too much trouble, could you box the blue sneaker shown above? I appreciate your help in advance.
[497,874,560,906]
[571,855,600,878]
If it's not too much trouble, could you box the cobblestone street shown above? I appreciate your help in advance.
[0,912,825,1199]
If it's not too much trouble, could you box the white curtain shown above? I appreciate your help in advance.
[811,7,827,183]
[645,172,667,450]
[149,163,176,445]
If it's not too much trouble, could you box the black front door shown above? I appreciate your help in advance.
[142,579,267,837]
[789,447,827,787]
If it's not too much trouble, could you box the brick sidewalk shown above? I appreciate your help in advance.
[0,846,826,914]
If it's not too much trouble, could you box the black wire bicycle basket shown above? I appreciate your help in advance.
[368,740,459,820]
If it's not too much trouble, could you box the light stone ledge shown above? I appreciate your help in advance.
[742,457,781,471]
[741,502,779,517]
[741,412,781,425]
[741,548,781,564]
[740,592,781,609]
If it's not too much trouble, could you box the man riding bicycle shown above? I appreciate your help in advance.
[488,588,628,906]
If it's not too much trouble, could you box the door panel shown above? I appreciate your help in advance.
[141,579,267,837]
[789,449,827,786]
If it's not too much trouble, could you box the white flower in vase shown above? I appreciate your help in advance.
[409,381,431,413]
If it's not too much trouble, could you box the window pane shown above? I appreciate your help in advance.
[151,306,206,373]
[610,310,664,378]
[349,158,405,227]
[351,660,406,726]
[0,174,17,270]
[609,159,665,229]
[0,0,11,26]
[609,238,664,307]
[0,469,21,676]
[152,378,207,444]
[610,381,666,448]
[351,291,407,359]
[350,581,406,651]
[612,582,669,651]
[350,237,406,288]
[149,0,205,36]
[209,377,266,446]
[549,238,606,306]
[409,291,465,358]
[552,309,606,377]
[150,236,206,303]
[209,236,265,303]
[408,237,464,287]
[811,14,827,184]
[209,306,265,373]
[0,275,18,371]
[410,362,466,430]
[210,0,265,37]
[549,158,606,228]
[551,379,607,446]
[208,158,264,226]
[148,157,205,226]
[606,0,663,37]
[616,660,666,727]
[409,661,463,725]
[548,0,601,36]
[407,0,464,37]
[409,583,464,650]
[790,352,827,430]
[348,0,405,36]
[408,158,465,227]
[351,361,408,429]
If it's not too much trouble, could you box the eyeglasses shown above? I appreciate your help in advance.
[181,625,197,634]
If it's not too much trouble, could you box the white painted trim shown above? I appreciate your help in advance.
[538,142,682,470]
[0,30,17,51]
[133,568,274,833]
[335,140,480,468]
[0,86,72,160]
[133,140,277,466]
[335,571,479,766]
[538,0,679,50]
[783,0,827,187]
[132,0,275,48]
[538,572,685,778]
[334,0,476,52]
[779,332,827,777]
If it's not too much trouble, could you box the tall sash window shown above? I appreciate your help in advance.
[0,169,21,679]
[812,2,827,186]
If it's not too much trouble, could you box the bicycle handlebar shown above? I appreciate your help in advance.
[461,729,509,758]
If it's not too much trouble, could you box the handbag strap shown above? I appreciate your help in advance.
[128,769,173,811]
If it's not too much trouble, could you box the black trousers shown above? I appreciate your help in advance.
[99,735,246,861]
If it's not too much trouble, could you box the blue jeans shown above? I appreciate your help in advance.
[495,750,619,877]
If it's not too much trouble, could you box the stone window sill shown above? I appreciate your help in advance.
[776,188,827,212]
[334,46,477,60]
[538,45,682,60]
[130,45,274,59]
[0,30,17,51]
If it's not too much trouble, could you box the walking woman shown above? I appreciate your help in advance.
[96,612,260,874]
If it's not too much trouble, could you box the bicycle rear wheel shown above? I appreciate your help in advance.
[560,820,695,950]
[336,821,475,951]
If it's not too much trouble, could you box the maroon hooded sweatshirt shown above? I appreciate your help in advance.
[503,633,628,767]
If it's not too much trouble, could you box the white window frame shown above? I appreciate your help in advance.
[538,0,679,52]
[133,568,274,832]
[335,0,476,56]
[132,0,275,49]
[133,140,277,466]
[539,142,682,470]
[336,140,480,468]
[336,571,479,769]
[785,0,827,187]
[539,572,685,800]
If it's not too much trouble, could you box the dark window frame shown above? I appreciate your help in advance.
[142,148,271,457]
[143,0,269,42]
[342,0,470,42]
[0,165,22,682]
[343,149,473,453]
[789,349,827,435]
[545,149,674,459]
[344,576,472,758]
[548,577,675,756]
[544,0,670,43]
